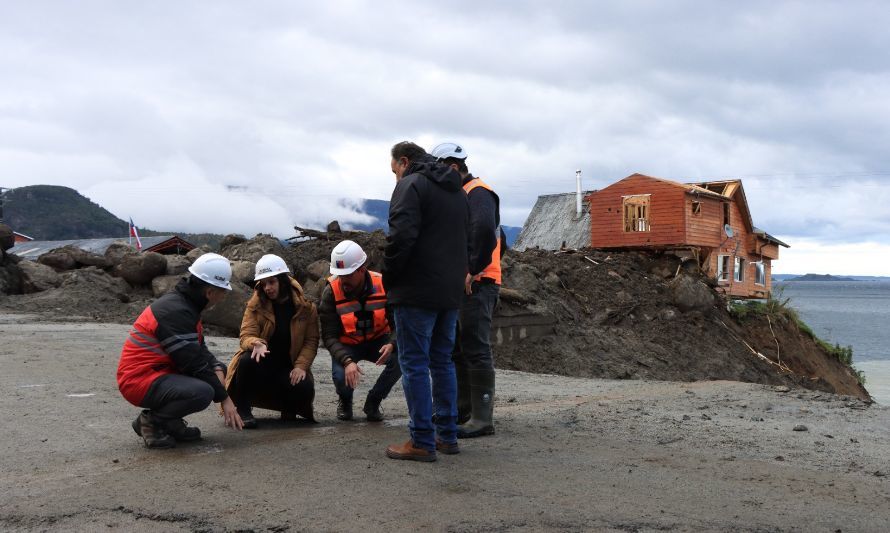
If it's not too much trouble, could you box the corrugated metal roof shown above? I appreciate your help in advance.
[513,192,593,251]
[9,236,179,260]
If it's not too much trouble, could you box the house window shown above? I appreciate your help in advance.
[623,195,650,232]
[691,201,701,215]
[734,257,745,282]
[754,262,765,285]
[717,255,730,282]
[723,202,731,226]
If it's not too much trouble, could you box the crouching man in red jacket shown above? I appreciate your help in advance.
[117,253,243,448]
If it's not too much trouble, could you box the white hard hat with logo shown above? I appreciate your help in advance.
[330,240,367,276]
[430,142,468,160]
[254,254,290,281]
[188,253,233,290]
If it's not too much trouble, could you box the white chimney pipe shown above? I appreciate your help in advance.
[575,169,582,218]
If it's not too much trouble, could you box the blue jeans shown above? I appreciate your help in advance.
[331,336,402,403]
[393,305,459,452]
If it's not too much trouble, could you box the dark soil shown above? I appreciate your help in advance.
[0,230,870,400]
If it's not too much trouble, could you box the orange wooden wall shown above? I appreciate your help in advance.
[589,174,688,248]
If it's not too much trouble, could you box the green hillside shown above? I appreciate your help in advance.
[3,185,224,248]
[4,185,129,240]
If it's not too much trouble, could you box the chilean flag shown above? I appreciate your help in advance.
[129,218,143,250]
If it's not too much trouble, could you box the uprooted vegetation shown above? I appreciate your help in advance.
[0,227,871,401]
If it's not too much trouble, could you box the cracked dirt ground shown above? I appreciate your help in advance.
[1,314,889,532]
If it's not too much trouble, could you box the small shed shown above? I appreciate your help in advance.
[13,232,34,243]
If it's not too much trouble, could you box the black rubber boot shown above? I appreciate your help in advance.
[133,410,176,449]
[455,363,471,425]
[362,394,384,422]
[337,398,353,421]
[457,369,495,439]
[238,407,258,429]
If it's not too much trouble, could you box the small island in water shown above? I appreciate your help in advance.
[783,273,856,282]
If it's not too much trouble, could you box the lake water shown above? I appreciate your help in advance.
[774,281,890,404]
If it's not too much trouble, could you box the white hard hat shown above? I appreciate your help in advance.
[430,142,468,160]
[188,253,232,290]
[330,240,367,276]
[254,254,290,281]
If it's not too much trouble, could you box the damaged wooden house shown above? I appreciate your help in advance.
[517,172,789,298]
[587,173,788,298]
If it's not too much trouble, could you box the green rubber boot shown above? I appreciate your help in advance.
[457,369,495,438]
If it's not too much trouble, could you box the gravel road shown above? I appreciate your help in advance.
[1,314,888,532]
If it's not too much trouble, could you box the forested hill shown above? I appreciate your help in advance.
[4,185,128,240]
[3,185,224,248]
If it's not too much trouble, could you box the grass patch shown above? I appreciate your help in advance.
[729,290,864,385]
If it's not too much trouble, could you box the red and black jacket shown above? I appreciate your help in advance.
[117,278,228,406]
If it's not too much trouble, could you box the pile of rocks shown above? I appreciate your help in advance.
[0,233,285,333]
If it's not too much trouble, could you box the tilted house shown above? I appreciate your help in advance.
[587,173,789,298]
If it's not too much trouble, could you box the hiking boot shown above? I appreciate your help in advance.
[436,438,460,455]
[165,418,201,442]
[457,369,495,439]
[362,396,383,422]
[133,410,176,449]
[386,440,436,462]
[238,407,258,429]
[337,399,353,421]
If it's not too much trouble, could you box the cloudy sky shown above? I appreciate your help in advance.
[2,1,889,274]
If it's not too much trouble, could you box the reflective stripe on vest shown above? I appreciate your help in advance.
[463,178,502,285]
[329,271,391,345]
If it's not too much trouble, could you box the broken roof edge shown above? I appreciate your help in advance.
[753,228,791,248]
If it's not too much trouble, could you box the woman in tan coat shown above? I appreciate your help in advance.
[225,254,319,428]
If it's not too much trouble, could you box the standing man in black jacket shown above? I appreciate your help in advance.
[431,142,500,438]
[383,141,469,462]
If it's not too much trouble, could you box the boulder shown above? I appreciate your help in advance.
[152,274,184,297]
[104,243,138,267]
[669,275,715,313]
[327,220,342,233]
[231,260,257,284]
[117,252,168,286]
[19,260,63,293]
[60,267,131,301]
[201,281,252,332]
[165,254,191,276]
[306,259,331,281]
[0,224,14,251]
[186,245,211,263]
[219,234,247,249]
[0,258,22,295]
[220,234,283,263]
[37,249,78,271]
[504,262,541,293]
[54,245,110,269]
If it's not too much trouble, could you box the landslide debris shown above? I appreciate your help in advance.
[0,228,870,401]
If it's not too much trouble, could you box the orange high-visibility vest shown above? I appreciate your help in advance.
[463,178,502,285]
[329,271,391,345]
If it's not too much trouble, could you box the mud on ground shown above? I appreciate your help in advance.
[1,315,888,532]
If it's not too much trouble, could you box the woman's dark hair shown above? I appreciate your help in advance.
[256,273,292,303]
[391,141,427,163]
[188,275,213,291]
